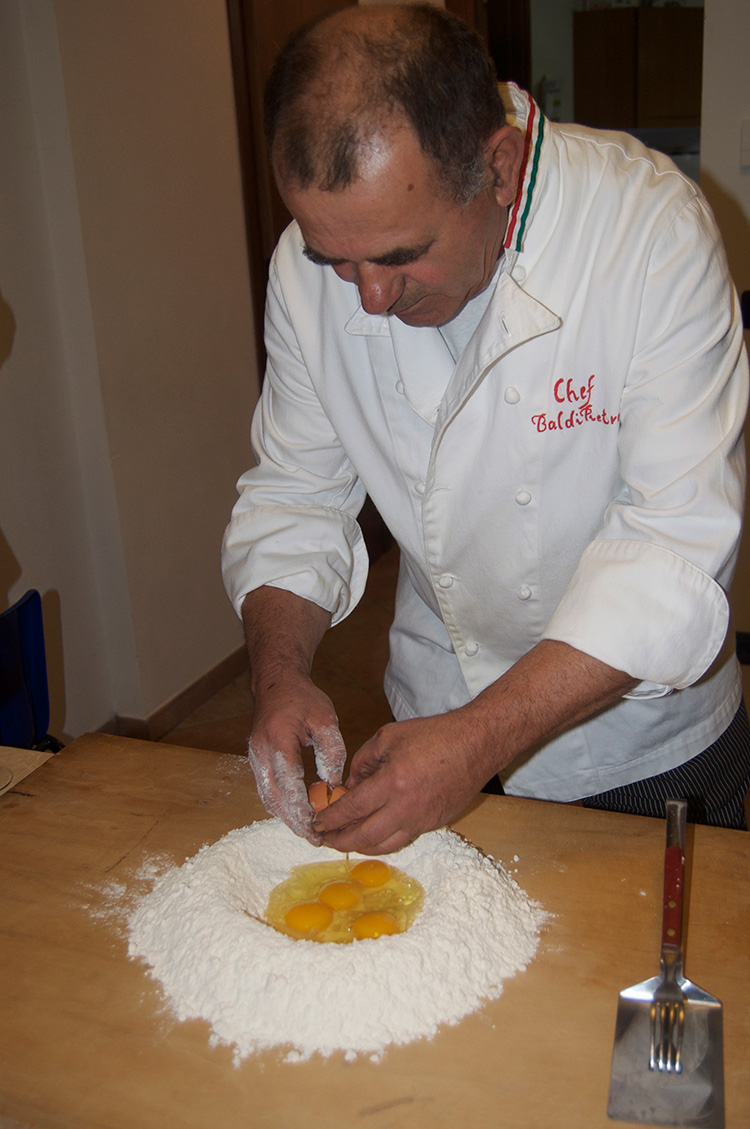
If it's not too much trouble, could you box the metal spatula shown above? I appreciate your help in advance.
[607,798,724,1127]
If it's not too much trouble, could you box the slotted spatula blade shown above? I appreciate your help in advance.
[607,799,724,1127]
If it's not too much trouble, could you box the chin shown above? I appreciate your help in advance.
[395,304,450,328]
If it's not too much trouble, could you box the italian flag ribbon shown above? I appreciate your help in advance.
[504,92,545,254]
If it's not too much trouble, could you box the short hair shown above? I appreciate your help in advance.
[264,4,506,205]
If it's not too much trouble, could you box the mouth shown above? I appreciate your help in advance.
[391,294,434,321]
[390,293,425,314]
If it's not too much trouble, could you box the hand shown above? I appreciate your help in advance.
[248,671,347,843]
[312,709,499,854]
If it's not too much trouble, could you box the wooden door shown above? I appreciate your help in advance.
[573,7,703,132]
[636,7,703,129]
[485,0,531,93]
[226,0,356,371]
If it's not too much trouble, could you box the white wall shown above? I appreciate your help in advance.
[700,0,750,631]
[0,1,259,738]
[0,1,135,733]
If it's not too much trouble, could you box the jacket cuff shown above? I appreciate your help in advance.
[543,539,729,688]
[221,504,368,625]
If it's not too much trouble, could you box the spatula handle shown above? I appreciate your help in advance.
[662,798,687,952]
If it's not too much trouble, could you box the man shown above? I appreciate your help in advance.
[222,5,750,852]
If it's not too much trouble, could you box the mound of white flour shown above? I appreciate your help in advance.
[127,819,546,1063]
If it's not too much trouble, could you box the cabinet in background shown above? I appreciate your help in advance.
[573,7,703,131]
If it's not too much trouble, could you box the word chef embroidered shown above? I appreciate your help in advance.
[531,374,620,434]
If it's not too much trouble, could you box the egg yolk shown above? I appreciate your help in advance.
[352,911,400,940]
[265,858,423,943]
[284,901,333,935]
[318,880,362,910]
[349,859,391,888]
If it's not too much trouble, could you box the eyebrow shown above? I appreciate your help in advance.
[302,240,435,269]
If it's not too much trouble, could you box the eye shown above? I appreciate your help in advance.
[371,242,433,268]
[302,245,345,268]
[372,251,415,266]
[375,255,412,268]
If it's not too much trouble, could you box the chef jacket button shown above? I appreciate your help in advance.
[438,574,454,589]
[465,641,479,656]
[513,266,526,282]
[415,480,425,495]
[504,387,520,404]
[517,585,532,601]
[396,380,405,394]
[515,490,532,506]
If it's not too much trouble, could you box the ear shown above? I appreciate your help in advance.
[485,126,526,208]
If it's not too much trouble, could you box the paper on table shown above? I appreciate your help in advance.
[0,746,53,796]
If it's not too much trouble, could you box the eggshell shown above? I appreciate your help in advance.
[308,780,329,813]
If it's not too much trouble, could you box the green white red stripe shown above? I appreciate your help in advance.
[504,92,545,254]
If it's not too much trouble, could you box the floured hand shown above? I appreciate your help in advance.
[247,672,347,843]
[311,711,499,854]
[311,639,637,853]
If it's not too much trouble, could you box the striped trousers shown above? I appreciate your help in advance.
[581,698,750,830]
[483,699,750,831]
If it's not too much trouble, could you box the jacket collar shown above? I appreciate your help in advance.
[502,84,546,256]
[345,307,392,336]
[436,274,561,431]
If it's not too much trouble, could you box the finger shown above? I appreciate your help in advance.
[312,774,385,834]
[247,736,277,811]
[247,740,319,844]
[319,816,414,856]
[344,731,393,788]
[368,828,416,855]
[315,785,406,852]
[275,770,319,844]
[311,723,347,786]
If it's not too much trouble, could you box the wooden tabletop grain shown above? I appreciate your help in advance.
[1,733,748,1129]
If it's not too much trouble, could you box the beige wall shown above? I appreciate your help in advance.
[0,0,258,737]
[700,0,750,630]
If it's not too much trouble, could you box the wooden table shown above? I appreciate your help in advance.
[1,733,748,1129]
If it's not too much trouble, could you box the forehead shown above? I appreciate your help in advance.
[276,128,460,263]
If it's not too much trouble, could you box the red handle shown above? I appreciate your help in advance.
[661,842,684,950]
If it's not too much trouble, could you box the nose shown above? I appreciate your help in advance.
[355,263,405,316]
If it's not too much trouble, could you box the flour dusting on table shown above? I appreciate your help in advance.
[127,819,546,1063]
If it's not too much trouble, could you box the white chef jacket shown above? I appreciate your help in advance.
[222,86,749,802]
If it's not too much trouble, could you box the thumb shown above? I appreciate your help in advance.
[311,723,347,786]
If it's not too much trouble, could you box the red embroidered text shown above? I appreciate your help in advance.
[531,374,620,433]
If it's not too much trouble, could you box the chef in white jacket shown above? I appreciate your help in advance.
[222,5,750,851]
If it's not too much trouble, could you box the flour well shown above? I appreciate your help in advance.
[127,819,546,1063]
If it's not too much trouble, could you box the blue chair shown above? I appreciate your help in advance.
[0,589,64,751]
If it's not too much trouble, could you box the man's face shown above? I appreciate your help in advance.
[276,127,516,328]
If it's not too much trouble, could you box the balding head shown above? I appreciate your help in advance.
[264,4,506,205]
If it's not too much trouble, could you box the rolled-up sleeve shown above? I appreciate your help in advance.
[221,247,369,624]
[544,195,748,689]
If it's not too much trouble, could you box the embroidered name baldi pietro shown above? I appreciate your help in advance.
[531,374,620,434]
